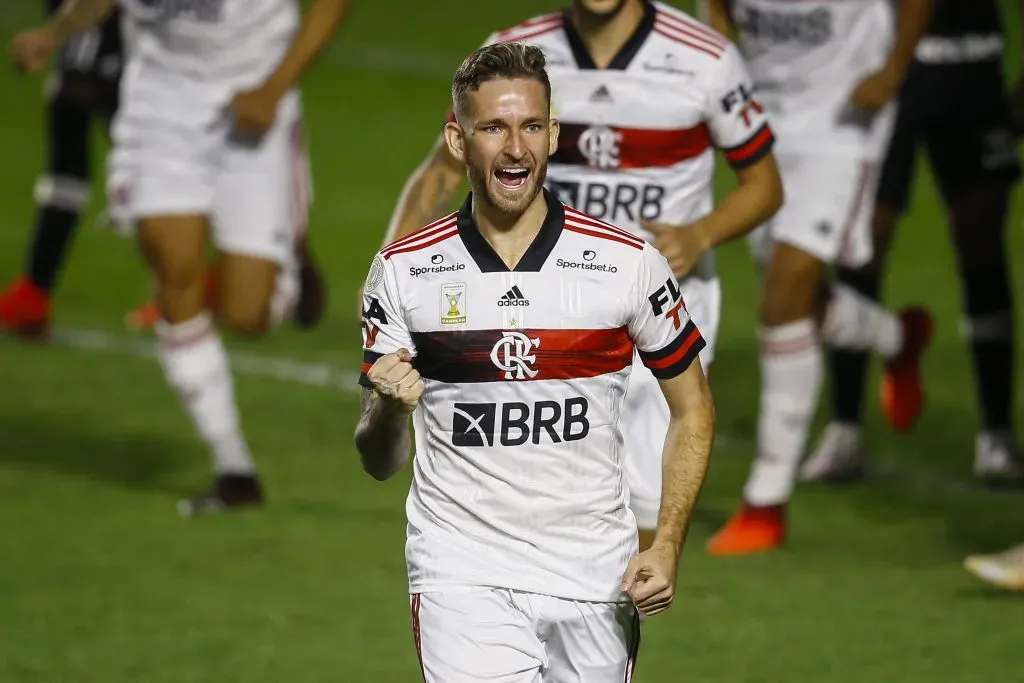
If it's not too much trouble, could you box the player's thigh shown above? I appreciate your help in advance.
[412,590,544,683]
[541,598,641,683]
[216,253,280,336]
[214,91,310,269]
[622,355,669,533]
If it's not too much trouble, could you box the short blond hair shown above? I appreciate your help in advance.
[451,42,551,122]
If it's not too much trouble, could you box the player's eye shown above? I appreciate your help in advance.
[525,123,542,133]
[483,125,502,134]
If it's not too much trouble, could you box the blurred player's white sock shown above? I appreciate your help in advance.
[155,313,255,476]
[744,319,822,506]
[821,284,903,359]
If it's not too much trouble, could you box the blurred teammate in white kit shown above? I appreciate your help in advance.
[10,0,351,514]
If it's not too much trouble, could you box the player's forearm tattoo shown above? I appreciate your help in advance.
[354,388,412,480]
[386,148,463,244]
[656,380,715,555]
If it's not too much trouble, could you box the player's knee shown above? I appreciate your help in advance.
[219,300,271,338]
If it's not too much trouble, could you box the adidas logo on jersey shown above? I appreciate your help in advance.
[497,285,530,307]
[589,85,613,103]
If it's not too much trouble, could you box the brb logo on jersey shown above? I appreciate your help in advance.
[490,331,540,380]
[451,398,590,447]
[737,7,833,46]
[578,126,623,169]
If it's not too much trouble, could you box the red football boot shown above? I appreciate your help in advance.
[706,503,786,556]
[0,277,51,340]
[880,307,934,432]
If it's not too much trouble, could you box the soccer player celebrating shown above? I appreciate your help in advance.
[356,43,715,680]
[9,0,349,514]
[376,0,783,552]
[0,2,123,338]
[702,0,935,554]
[804,0,1023,484]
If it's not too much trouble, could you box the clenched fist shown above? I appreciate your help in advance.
[621,543,678,617]
[367,348,424,412]
[10,26,57,74]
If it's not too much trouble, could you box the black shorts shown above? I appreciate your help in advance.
[51,8,123,117]
[876,61,1021,214]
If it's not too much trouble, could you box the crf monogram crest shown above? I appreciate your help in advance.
[578,125,622,169]
[490,331,541,380]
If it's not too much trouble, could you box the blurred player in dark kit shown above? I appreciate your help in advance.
[804,0,1023,484]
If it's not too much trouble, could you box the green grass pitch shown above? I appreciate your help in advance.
[0,1,1022,681]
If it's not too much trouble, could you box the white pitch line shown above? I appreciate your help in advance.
[46,325,1017,501]
[51,326,362,391]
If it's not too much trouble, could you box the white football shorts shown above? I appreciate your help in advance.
[622,275,719,530]
[107,64,312,266]
[411,588,640,683]
[747,151,883,269]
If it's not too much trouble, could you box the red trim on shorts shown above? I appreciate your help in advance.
[411,594,426,681]
[837,161,874,264]
[290,118,310,241]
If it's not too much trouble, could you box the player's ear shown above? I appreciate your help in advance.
[444,121,467,164]
[548,118,559,156]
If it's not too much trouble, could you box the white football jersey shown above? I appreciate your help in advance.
[728,0,896,156]
[456,2,774,281]
[119,0,298,87]
[359,191,706,602]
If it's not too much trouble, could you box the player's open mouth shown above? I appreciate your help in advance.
[495,167,530,189]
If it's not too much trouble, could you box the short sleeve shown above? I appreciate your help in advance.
[705,42,775,170]
[359,254,415,388]
[628,245,706,379]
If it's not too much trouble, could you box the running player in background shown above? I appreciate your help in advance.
[10,0,349,514]
[703,0,935,555]
[356,42,714,681]
[375,0,783,552]
[804,0,1023,484]
[0,2,123,339]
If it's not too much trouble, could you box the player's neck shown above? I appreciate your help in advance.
[569,0,647,69]
[472,192,550,270]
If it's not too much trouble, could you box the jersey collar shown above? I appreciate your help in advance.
[457,189,565,273]
[562,0,657,71]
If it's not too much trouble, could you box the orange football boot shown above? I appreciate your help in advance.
[0,277,51,340]
[880,307,934,432]
[706,503,786,556]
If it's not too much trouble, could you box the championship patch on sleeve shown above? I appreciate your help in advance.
[365,255,384,293]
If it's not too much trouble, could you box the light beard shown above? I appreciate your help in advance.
[467,160,549,219]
